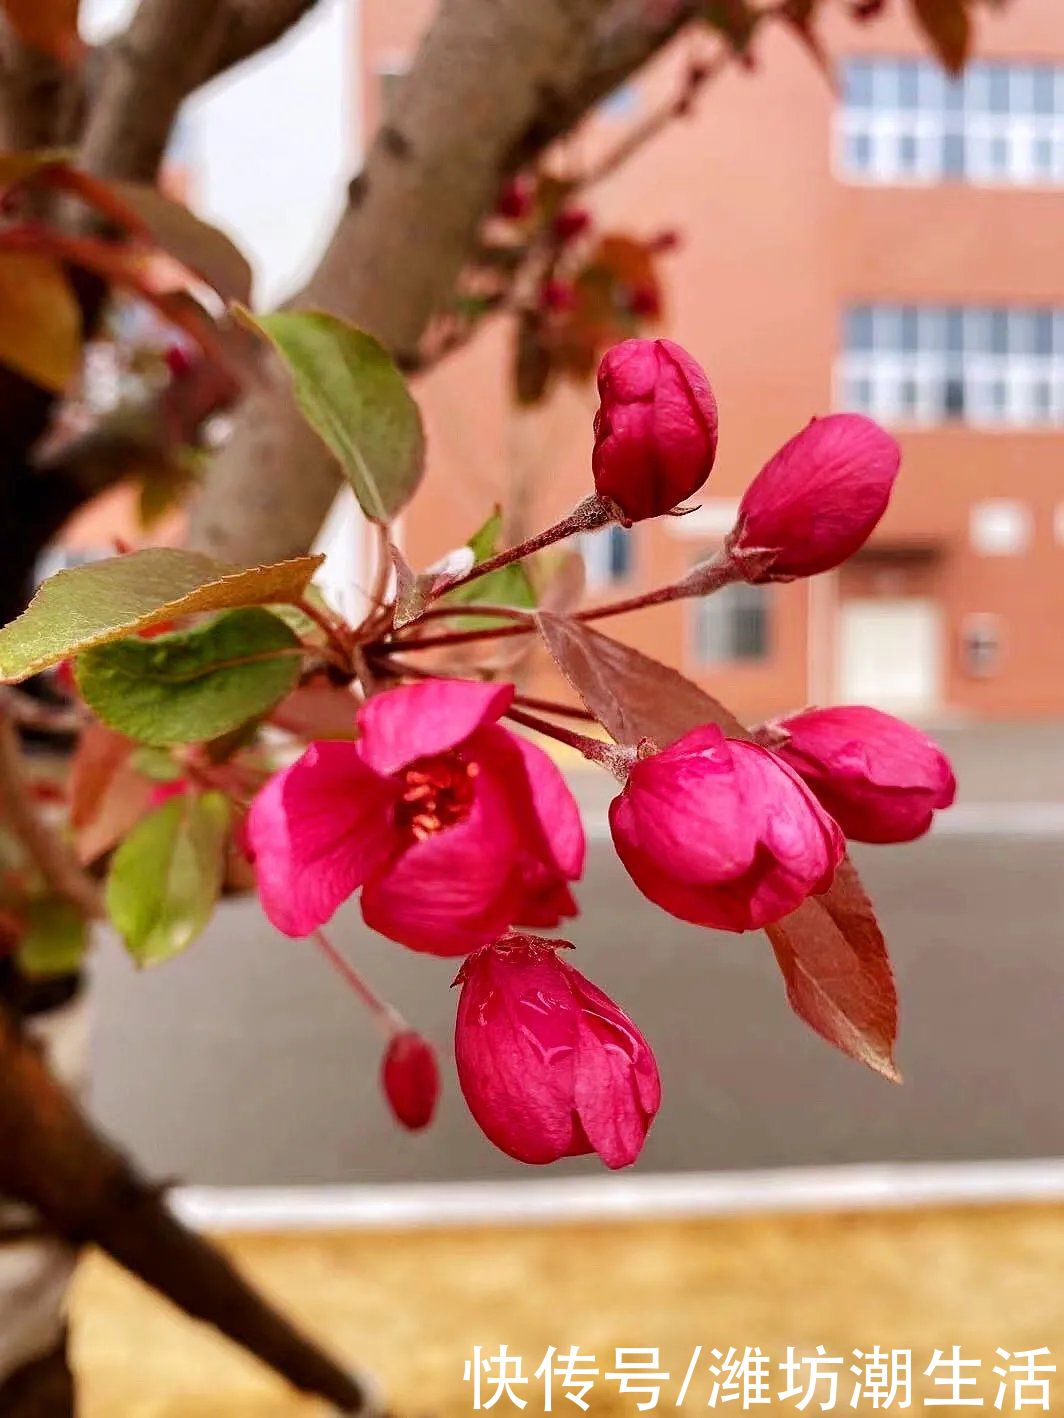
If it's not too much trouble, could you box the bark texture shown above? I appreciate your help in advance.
[188,0,699,565]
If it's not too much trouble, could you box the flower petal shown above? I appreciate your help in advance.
[455,944,583,1165]
[361,763,524,954]
[247,742,399,937]
[506,731,586,880]
[356,679,514,776]
[569,968,660,1169]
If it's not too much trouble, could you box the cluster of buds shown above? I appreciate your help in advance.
[246,334,954,1169]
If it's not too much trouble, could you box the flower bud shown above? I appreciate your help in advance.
[609,725,844,931]
[726,413,900,581]
[767,705,956,844]
[627,283,662,319]
[592,338,718,523]
[382,1031,440,1132]
[552,207,591,243]
[495,176,533,221]
[454,936,660,1169]
[539,278,577,313]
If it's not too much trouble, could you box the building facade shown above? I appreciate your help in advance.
[367,2,1064,724]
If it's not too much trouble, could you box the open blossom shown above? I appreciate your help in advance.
[246,679,584,954]
[609,725,844,932]
[382,1031,440,1132]
[592,337,718,523]
[726,413,901,580]
[454,935,661,1169]
[767,705,957,844]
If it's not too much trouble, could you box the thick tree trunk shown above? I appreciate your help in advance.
[189,0,686,564]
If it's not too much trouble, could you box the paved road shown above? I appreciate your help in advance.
[88,814,1064,1187]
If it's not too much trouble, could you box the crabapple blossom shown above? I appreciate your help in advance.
[766,705,957,844]
[454,934,660,1169]
[592,337,718,523]
[246,679,584,954]
[382,1031,440,1131]
[726,413,900,580]
[609,724,844,931]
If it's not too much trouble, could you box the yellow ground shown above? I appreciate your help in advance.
[73,1203,1064,1415]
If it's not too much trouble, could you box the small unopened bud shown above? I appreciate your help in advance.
[552,208,591,243]
[649,229,681,254]
[495,176,533,221]
[628,283,662,319]
[592,338,718,523]
[725,413,900,581]
[539,278,577,312]
[382,1031,440,1132]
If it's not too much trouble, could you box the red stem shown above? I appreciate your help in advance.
[383,554,738,655]
[433,494,613,599]
[311,929,404,1037]
[504,705,630,777]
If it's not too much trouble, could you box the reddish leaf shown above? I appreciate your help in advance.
[69,724,132,831]
[536,611,744,747]
[909,0,970,74]
[269,679,359,741]
[71,174,253,304]
[0,0,82,65]
[767,858,900,1081]
[0,226,230,368]
[536,612,899,1078]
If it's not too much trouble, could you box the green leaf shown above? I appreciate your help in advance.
[238,309,425,522]
[17,898,88,979]
[76,608,302,747]
[442,509,537,628]
[130,746,184,782]
[0,548,323,682]
[106,792,230,966]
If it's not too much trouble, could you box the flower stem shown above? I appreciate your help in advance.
[310,929,405,1037]
[433,494,614,599]
[504,705,631,778]
[377,553,739,656]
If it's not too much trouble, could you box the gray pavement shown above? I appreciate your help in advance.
[88,793,1064,1186]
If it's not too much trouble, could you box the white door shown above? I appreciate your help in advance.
[836,597,942,713]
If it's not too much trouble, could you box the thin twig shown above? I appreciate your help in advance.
[311,929,405,1036]
[0,713,104,919]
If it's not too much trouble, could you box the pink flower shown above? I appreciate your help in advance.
[454,935,661,1169]
[767,705,957,844]
[726,414,901,580]
[609,725,844,931]
[247,680,584,953]
[592,338,718,523]
[382,1031,440,1131]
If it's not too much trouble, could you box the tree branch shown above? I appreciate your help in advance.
[0,1007,379,1413]
[0,714,104,921]
[189,0,698,565]
[78,0,328,183]
[0,15,84,154]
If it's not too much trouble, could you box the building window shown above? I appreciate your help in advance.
[838,303,1064,427]
[838,57,1064,186]
[691,581,770,666]
[582,524,633,591]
